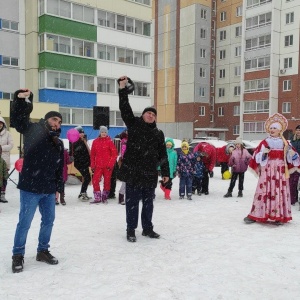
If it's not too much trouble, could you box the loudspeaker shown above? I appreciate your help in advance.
[93,106,110,130]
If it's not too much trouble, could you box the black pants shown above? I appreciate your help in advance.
[220,162,229,175]
[75,165,91,194]
[192,176,202,193]
[109,162,118,196]
[201,170,209,193]
[228,172,245,192]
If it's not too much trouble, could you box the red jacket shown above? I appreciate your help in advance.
[217,145,230,163]
[90,136,118,170]
[193,142,216,172]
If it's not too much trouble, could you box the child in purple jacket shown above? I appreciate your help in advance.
[224,137,252,198]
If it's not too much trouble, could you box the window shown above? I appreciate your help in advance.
[245,56,270,70]
[285,35,293,46]
[246,0,272,7]
[59,107,93,125]
[2,56,19,67]
[246,34,271,50]
[219,50,226,59]
[200,28,206,39]
[199,106,205,116]
[218,107,224,116]
[235,46,241,57]
[283,80,292,91]
[117,15,125,31]
[244,78,270,92]
[286,12,294,24]
[284,57,292,69]
[210,114,214,123]
[236,6,242,17]
[220,11,227,21]
[234,86,241,96]
[199,87,206,97]
[1,19,19,31]
[234,66,241,76]
[244,100,269,113]
[135,82,150,97]
[201,9,207,19]
[200,49,206,58]
[219,69,225,78]
[220,30,226,41]
[235,26,242,37]
[233,125,240,135]
[97,77,115,93]
[282,102,291,113]
[199,68,206,78]
[244,122,265,133]
[219,88,225,97]
[233,106,240,116]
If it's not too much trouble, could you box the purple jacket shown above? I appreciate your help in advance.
[228,148,252,173]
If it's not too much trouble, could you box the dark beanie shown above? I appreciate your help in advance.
[142,107,157,116]
[44,111,62,121]
[296,125,300,130]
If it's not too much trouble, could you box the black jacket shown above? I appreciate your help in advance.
[71,138,90,169]
[11,90,64,194]
[117,89,169,188]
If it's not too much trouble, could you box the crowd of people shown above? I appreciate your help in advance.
[1,83,300,274]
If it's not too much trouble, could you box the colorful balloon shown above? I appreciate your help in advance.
[67,128,80,143]
[15,158,24,172]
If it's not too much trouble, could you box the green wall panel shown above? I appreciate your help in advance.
[39,52,96,75]
[39,15,97,41]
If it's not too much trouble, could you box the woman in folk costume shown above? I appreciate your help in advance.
[244,113,300,224]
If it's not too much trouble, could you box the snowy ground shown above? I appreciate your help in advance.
[1,155,300,300]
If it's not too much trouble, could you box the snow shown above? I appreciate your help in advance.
[1,155,300,299]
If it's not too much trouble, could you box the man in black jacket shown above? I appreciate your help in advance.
[11,89,64,273]
[118,76,169,242]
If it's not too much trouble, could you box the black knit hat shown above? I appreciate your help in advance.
[296,125,300,130]
[44,111,62,121]
[142,107,157,116]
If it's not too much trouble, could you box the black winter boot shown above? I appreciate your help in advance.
[238,190,243,197]
[224,191,232,198]
[142,227,160,239]
[36,250,59,265]
[119,193,125,205]
[12,254,24,273]
[127,229,136,242]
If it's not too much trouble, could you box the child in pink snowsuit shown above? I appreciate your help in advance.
[90,126,118,203]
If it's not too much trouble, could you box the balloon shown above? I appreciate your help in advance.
[223,170,231,180]
[67,128,80,143]
[15,158,24,172]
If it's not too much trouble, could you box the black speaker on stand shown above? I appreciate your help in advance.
[93,106,110,130]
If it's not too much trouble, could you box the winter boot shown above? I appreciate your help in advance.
[127,229,136,242]
[224,191,232,198]
[244,217,256,224]
[78,193,92,201]
[119,193,125,205]
[12,254,24,273]
[164,189,171,200]
[142,227,160,239]
[187,195,192,200]
[91,191,101,203]
[36,250,59,265]
[102,190,109,203]
[60,193,66,205]
[238,190,243,197]
[0,192,8,203]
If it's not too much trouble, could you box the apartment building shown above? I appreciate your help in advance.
[0,0,152,148]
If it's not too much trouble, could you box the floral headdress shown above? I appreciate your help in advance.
[264,113,288,134]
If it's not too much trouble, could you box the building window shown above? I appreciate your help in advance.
[233,125,240,135]
[199,87,206,97]
[218,88,225,97]
[233,106,240,116]
[285,35,293,46]
[244,122,265,133]
[200,49,206,58]
[210,114,214,123]
[1,19,19,31]
[284,57,292,69]
[234,66,241,76]
[244,100,269,113]
[234,86,241,96]
[199,106,205,116]
[282,102,291,113]
[246,34,271,50]
[219,50,226,59]
[283,80,292,91]
[220,11,227,21]
[235,46,241,57]
[235,26,242,37]
[245,56,270,70]
[199,68,206,78]
[286,12,294,24]
[2,56,19,67]
[218,107,224,116]
[244,78,270,92]
[201,9,207,19]
[200,28,206,39]
[246,0,272,8]
[236,5,242,17]
[219,69,225,78]
[220,30,226,41]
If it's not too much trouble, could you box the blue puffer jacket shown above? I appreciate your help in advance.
[194,153,205,178]
[176,151,196,177]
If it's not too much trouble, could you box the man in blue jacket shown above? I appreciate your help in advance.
[11,89,64,273]
[118,76,169,242]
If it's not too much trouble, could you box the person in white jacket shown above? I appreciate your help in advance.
[0,116,14,203]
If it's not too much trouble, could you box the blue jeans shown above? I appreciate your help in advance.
[179,176,193,197]
[12,190,56,256]
[125,184,155,230]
